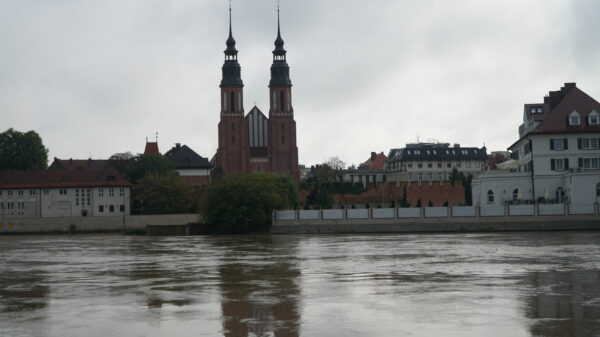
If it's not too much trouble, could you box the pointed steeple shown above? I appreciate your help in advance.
[221,3,243,87]
[273,5,286,57]
[225,4,238,57]
[269,4,291,87]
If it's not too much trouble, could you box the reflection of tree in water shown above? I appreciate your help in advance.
[525,270,600,337]
[218,237,301,337]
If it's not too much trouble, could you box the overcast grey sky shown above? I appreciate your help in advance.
[1,0,599,166]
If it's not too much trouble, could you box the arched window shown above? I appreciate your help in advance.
[230,92,235,112]
[589,110,599,125]
[280,91,285,111]
[569,110,581,126]
[487,190,494,204]
[556,187,565,203]
[596,183,600,197]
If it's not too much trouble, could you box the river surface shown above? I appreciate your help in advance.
[1,232,600,337]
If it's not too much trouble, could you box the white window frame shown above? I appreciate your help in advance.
[569,111,581,126]
[589,110,599,125]
[555,159,565,171]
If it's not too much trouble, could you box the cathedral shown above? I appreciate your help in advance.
[214,7,300,181]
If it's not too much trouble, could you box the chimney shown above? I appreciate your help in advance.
[371,152,376,160]
[176,143,181,150]
[453,144,460,148]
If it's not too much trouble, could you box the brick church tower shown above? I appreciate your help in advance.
[215,6,299,181]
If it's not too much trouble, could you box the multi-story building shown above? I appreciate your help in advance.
[345,152,388,184]
[472,83,600,205]
[386,143,487,184]
[214,7,299,180]
[0,168,131,218]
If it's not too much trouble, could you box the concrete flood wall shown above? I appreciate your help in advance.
[0,214,199,234]
[272,204,600,234]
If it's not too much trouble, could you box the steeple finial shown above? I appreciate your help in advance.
[273,0,286,58]
[225,0,237,57]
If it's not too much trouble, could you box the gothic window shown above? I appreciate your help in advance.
[280,91,285,111]
[230,92,235,112]
[223,92,227,111]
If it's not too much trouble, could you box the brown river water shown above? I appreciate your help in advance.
[1,232,600,337]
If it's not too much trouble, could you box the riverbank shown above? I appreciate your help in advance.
[0,214,199,234]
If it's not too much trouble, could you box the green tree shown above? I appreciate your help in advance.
[201,173,298,234]
[449,168,473,206]
[109,151,136,173]
[428,200,434,207]
[125,154,175,184]
[134,174,196,214]
[0,128,48,170]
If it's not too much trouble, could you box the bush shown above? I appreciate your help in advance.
[202,173,297,234]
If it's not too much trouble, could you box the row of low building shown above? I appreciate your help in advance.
[0,142,213,219]
[344,83,600,207]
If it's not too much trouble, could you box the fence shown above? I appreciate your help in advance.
[275,203,599,221]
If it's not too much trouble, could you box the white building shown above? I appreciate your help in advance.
[0,168,131,218]
[473,83,600,206]
[386,143,487,184]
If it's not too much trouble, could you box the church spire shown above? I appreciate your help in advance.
[221,2,243,87]
[269,3,291,87]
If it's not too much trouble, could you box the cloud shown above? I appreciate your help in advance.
[0,0,598,167]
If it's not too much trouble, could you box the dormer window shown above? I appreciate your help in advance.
[588,110,599,125]
[530,107,543,114]
[569,111,581,126]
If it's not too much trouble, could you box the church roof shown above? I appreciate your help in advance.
[144,142,160,155]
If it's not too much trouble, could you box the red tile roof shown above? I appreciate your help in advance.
[0,168,130,189]
[144,142,160,155]
[358,152,388,171]
[533,85,600,133]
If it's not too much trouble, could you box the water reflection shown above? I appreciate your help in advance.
[525,270,600,337]
[218,237,301,337]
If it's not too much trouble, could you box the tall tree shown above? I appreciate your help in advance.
[108,151,136,173]
[134,174,196,214]
[0,128,48,170]
[125,154,176,184]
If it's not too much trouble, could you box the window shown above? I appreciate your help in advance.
[418,173,423,181]
[8,191,13,196]
[43,189,49,195]
[99,188,104,198]
[579,138,599,150]
[428,173,433,182]
[99,205,104,213]
[589,111,599,125]
[109,205,115,213]
[551,158,569,171]
[556,188,565,203]
[59,189,67,195]
[109,188,114,197]
[427,162,432,168]
[120,205,125,212]
[280,91,285,111]
[438,173,443,181]
[466,161,471,168]
[437,162,442,168]
[29,190,36,196]
[456,161,462,168]
[581,158,600,169]
[230,92,235,112]
[596,183,600,197]
[446,162,452,168]
[550,138,568,150]
[18,190,23,196]
[408,173,413,182]
[530,107,543,114]
[119,188,125,197]
[407,163,413,169]
[512,188,520,201]
[569,111,581,125]
[487,190,494,204]
[418,162,423,169]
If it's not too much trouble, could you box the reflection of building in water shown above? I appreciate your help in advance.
[525,270,600,337]
[219,262,301,337]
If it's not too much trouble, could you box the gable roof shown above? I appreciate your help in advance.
[358,152,388,171]
[50,158,112,170]
[0,168,130,189]
[164,144,212,169]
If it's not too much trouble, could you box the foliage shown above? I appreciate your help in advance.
[133,174,196,214]
[109,151,136,173]
[443,201,449,207]
[449,168,473,206]
[0,128,48,170]
[304,184,333,210]
[125,154,176,184]
[309,156,347,183]
[399,186,410,208]
[201,173,298,234]
[428,200,434,207]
